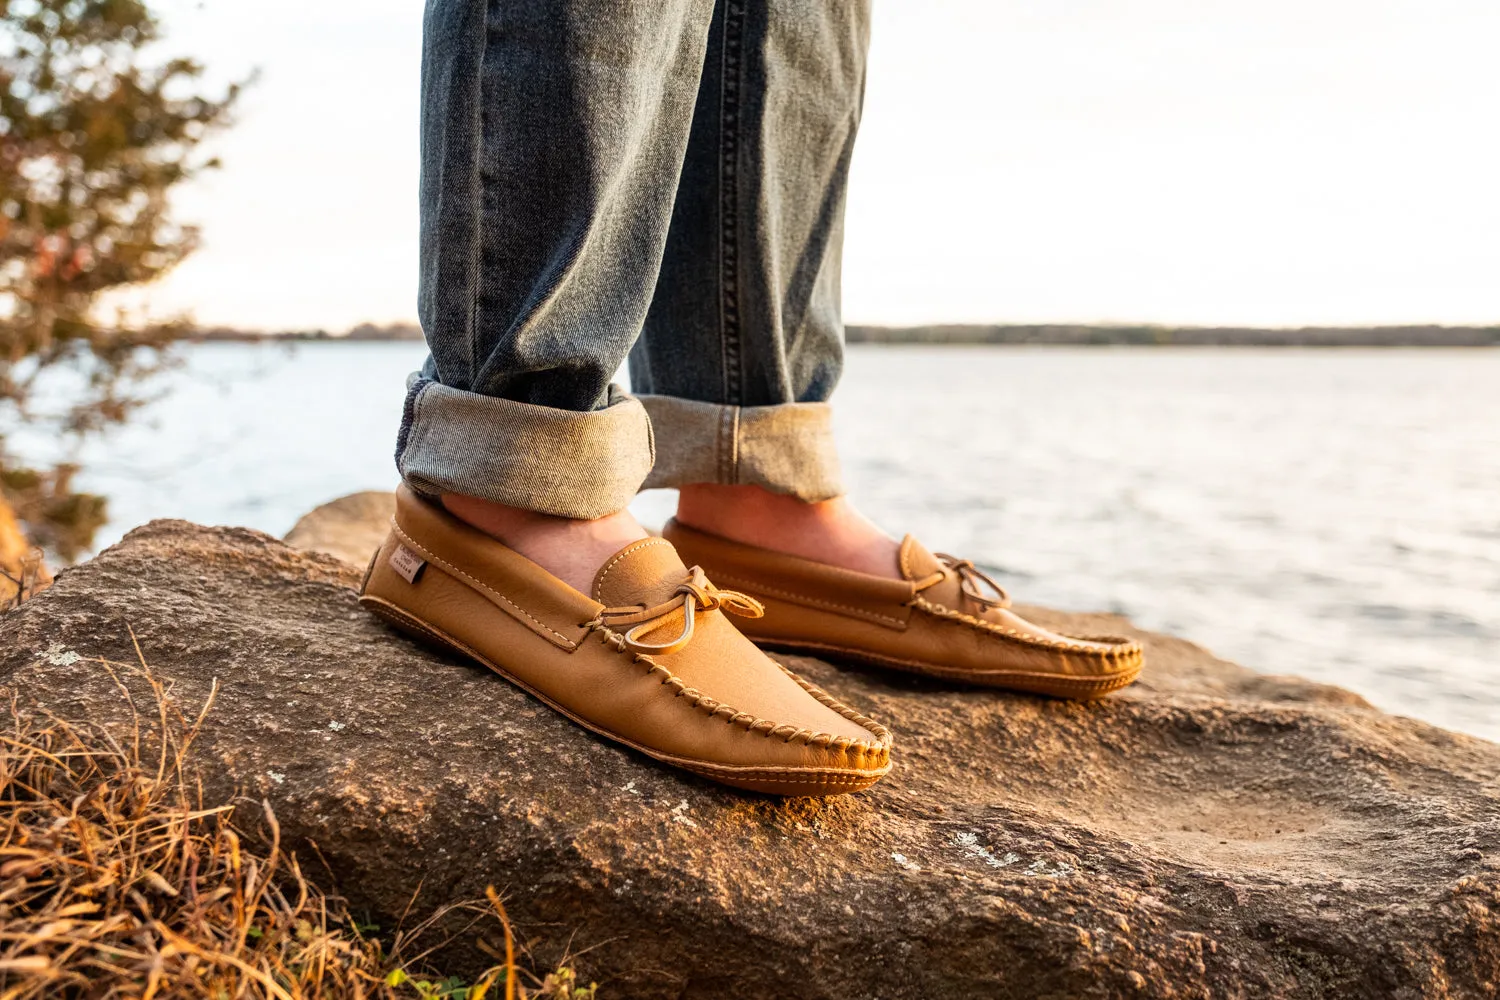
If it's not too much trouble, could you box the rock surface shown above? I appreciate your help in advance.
[282,489,395,566]
[3,520,1498,999]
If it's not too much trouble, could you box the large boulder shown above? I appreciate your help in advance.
[282,489,395,566]
[2,520,1496,999]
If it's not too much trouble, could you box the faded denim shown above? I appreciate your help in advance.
[397,0,870,518]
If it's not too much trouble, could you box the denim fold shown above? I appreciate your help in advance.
[397,375,655,520]
[640,395,842,501]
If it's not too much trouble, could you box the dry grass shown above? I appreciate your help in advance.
[0,547,50,612]
[0,649,598,999]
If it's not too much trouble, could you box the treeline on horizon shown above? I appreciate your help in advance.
[191,322,1500,347]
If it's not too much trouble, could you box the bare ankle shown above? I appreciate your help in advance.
[676,484,833,540]
[676,484,900,578]
[441,494,648,595]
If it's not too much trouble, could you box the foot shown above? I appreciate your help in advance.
[441,493,649,595]
[674,484,900,579]
[360,486,894,796]
[663,519,1145,699]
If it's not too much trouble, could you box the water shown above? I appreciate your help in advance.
[44,342,1500,742]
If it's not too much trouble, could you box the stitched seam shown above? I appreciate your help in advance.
[467,5,491,386]
[592,537,674,600]
[914,597,1143,656]
[920,597,1140,653]
[723,407,735,485]
[712,405,722,482]
[390,520,578,648]
[718,0,745,405]
[717,405,735,484]
[770,657,893,745]
[708,573,906,626]
[583,622,892,758]
[680,767,883,785]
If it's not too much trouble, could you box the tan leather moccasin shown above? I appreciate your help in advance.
[662,519,1143,699]
[358,486,892,795]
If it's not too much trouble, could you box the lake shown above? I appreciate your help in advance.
[49,342,1500,742]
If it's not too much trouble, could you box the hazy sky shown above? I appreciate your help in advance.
[149,0,1500,330]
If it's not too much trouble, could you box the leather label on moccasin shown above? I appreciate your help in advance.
[389,544,427,584]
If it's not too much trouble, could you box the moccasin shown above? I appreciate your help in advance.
[359,486,893,795]
[663,519,1143,699]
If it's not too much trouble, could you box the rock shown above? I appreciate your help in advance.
[282,490,395,566]
[0,493,51,607]
[2,520,1497,999]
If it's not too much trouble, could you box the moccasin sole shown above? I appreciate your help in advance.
[750,636,1142,700]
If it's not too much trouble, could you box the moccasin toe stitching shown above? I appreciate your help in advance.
[586,622,890,766]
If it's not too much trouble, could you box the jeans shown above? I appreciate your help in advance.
[396,0,870,518]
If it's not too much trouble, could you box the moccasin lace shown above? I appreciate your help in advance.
[595,566,765,656]
[912,554,1011,611]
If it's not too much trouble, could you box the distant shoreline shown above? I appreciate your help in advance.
[190,322,1500,348]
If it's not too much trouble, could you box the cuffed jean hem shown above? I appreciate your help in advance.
[396,374,656,519]
[638,395,844,501]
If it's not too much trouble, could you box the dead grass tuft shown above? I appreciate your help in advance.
[0,549,49,612]
[0,648,598,999]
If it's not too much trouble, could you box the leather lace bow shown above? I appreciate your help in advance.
[596,565,765,656]
[914,554,1011,610]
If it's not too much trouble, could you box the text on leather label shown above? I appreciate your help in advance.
[389,544,426,584]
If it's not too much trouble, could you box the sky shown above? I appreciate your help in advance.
[147,0,1500,331]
